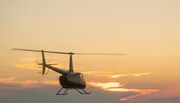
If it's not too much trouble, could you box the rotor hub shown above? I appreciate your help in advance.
[69,52,74,55]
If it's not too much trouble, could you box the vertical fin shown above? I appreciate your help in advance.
[69,55,74,73]
[42,50,46,75]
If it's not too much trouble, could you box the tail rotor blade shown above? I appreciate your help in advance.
[42,65,45,75]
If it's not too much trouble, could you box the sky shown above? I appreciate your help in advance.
[1,0,180,103]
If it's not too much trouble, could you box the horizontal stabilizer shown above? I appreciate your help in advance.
[38,63,58,65]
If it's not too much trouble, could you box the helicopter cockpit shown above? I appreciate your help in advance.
[59,72,86,89]
[67,73,86,85]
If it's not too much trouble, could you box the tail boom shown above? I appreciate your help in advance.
[45,65,68,75]
[41,50,68,75]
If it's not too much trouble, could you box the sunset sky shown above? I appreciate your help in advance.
[1,0,180,103]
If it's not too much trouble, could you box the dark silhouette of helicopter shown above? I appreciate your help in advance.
[12,48,125,95]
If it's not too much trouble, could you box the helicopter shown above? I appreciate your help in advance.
[12,48,125,95]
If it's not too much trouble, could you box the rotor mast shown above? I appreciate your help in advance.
[69,54,74,73]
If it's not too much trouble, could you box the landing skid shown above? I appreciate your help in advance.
[56,88,68,95]
[75,89,91,94]
[56,88,91,95]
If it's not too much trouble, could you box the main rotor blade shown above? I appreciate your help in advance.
[75,53,126,55]
[12,48,126,55]
[12,48,73,55]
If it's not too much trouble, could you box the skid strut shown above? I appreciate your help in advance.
[56,88,91,95]
[76,89,91,94]
[56,88,68,95]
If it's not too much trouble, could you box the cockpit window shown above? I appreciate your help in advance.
[82,74,86,82]
[80,73,86,82]
[80,73,83,79]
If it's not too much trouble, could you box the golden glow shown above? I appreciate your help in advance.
[133,73,152,77]
[111,74,126,78]
[120,89,159,101]
[15,63,40,70]
[89,81,159,101]
[15,57,65,71]
[0,77,14,81]
[82,71,113,74]
[88,82,123,90]
[111,73,151,78]
[0,77,58,88]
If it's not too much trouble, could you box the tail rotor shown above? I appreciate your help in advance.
[37,50,46,76]
[41,50,46,75]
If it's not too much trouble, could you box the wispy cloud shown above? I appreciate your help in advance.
[0,77,14,81]
[88,72,158,101]
[120,89,159,101]
[111,73,152,78]
[0,77,58,88]
[0,77,59,97]
[15,57,66,71]
[15,59,113,76]
[148,86,180,100]
[88,82,123,90]
[15,63,41,70]
[0,76,159,101]
[12,57,158,101]
[82,71,113,74]
[88,81,159,101]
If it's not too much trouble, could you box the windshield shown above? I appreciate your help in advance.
[80,73,86,82]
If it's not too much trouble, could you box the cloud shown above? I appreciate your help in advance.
[12,58,158,101]
[148,86,180,100]
[88,82,123,90]
[15,63,41,70]
[15,59,113,77]
[15,57,152,78]
[82,71,113,77]
[88,81,159,101]
[0,76,160,101]
[0,77,14,81]
[0,77,59,88]
[120,89,159,101]
[111,73,151,78]
[15,59,65,71]
[1,76,178,102]
[133,73,151,76]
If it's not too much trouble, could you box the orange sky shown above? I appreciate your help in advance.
[1,0,180,103]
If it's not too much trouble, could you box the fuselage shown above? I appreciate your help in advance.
[45,64,86,89]
[59,73,86,89]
